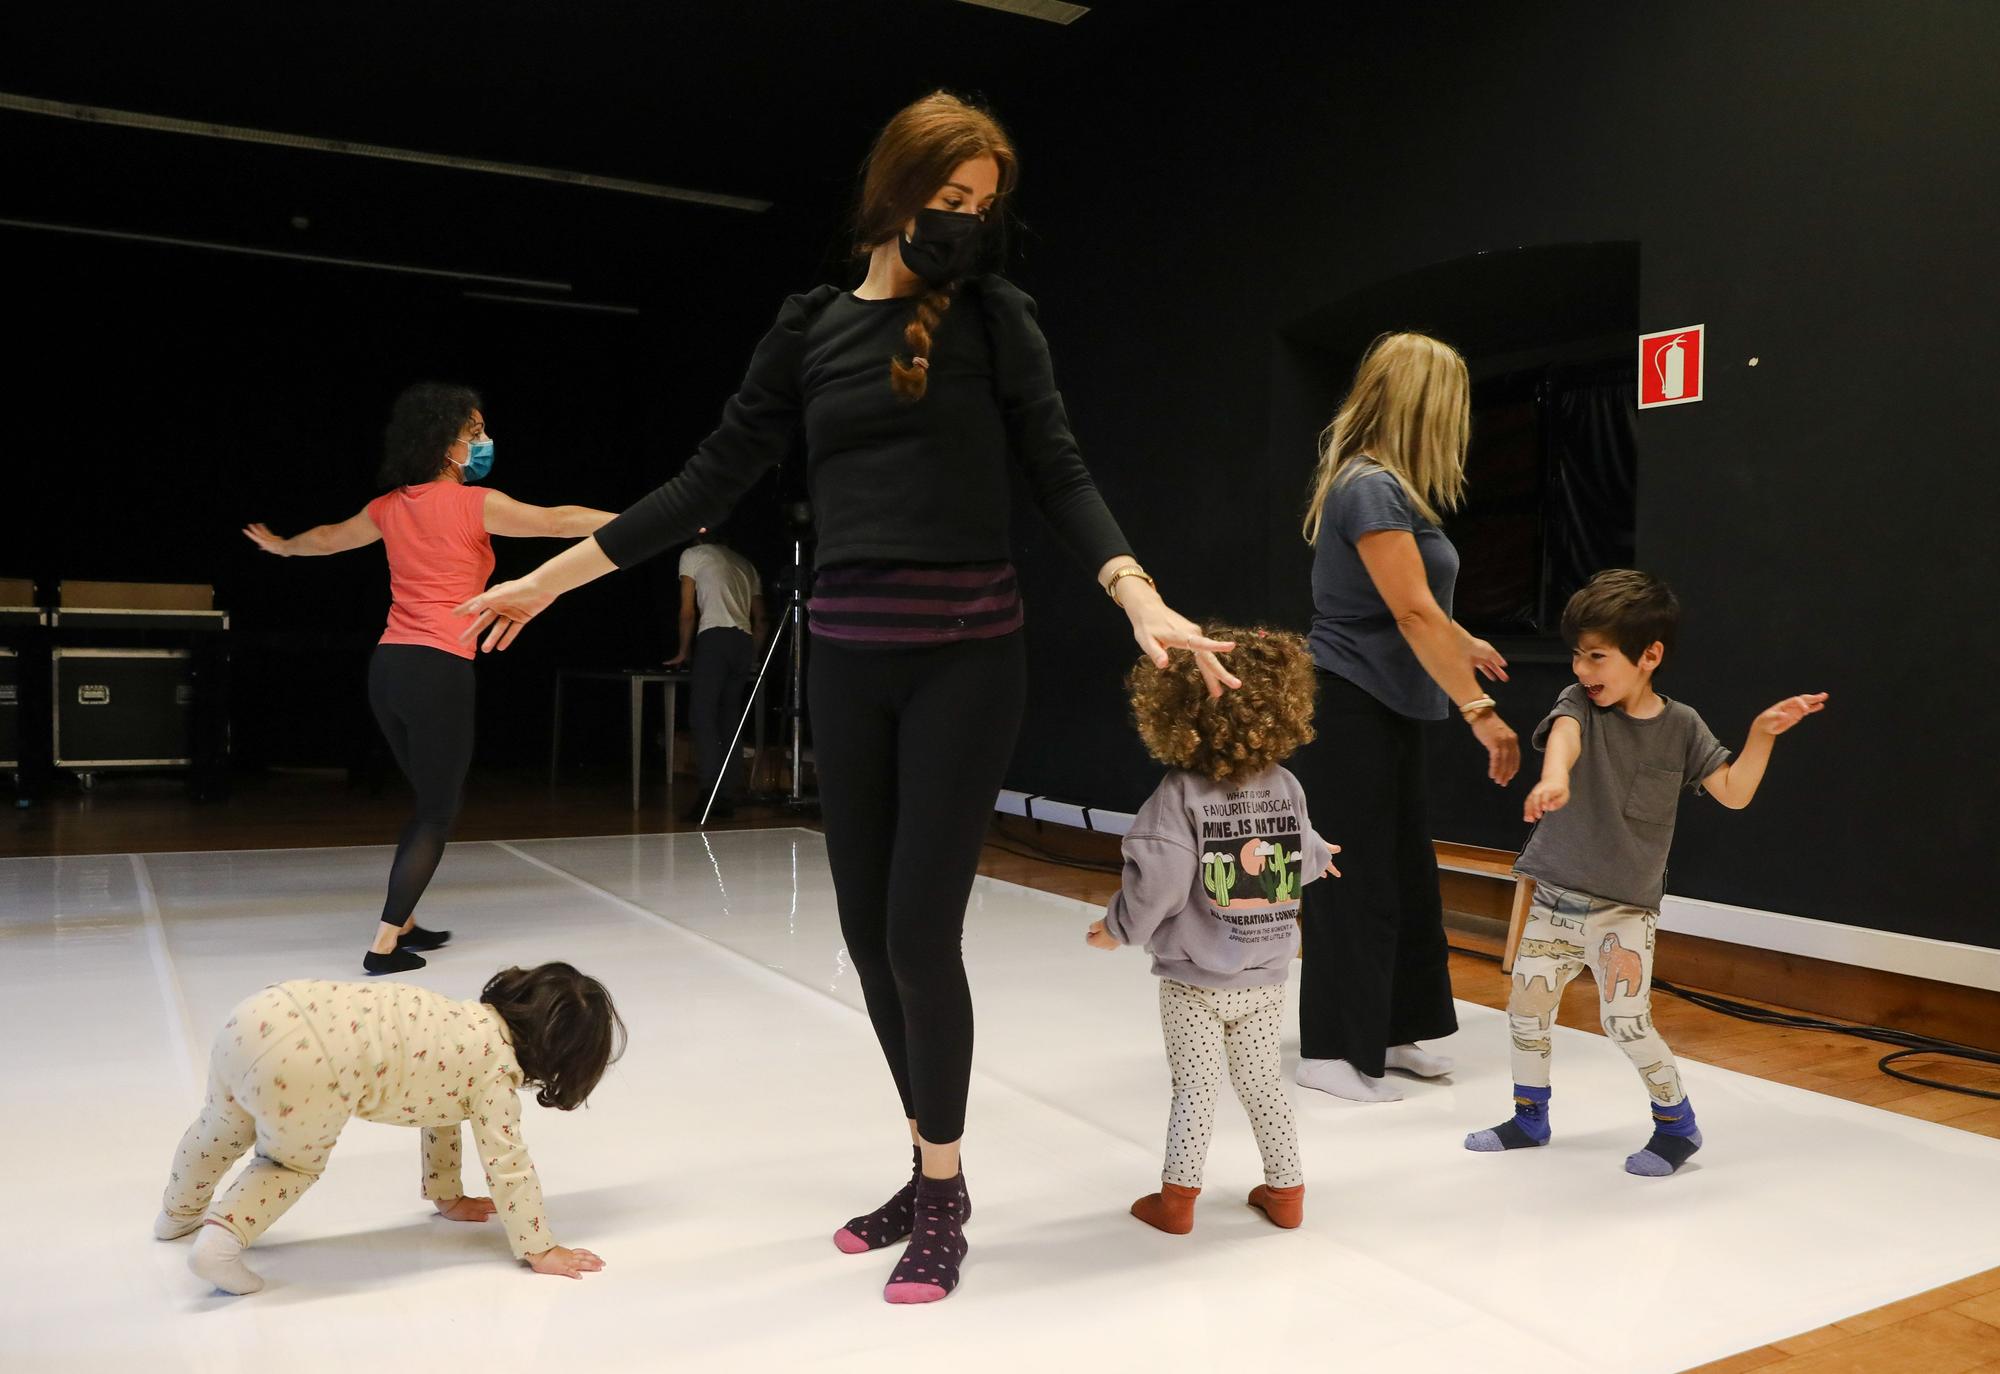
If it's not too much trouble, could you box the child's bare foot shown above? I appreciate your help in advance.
[527,1245,606,1278]
[433,1195,496,1223]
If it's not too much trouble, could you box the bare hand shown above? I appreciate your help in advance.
[1118,584,1240,698]
[455,575,557,653]
[1085,919,1118,950]
[242,523,291,557]
[1524,778,1570,822]
[1470,711,1520,786]
[664,652,689,669]
[527,1245,605,1279]
[1756,692,1828,737]
[433,1195,496,1224]
[1468,637,1510,683]
[1322,844,1343,878]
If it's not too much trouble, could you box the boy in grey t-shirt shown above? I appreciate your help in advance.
[1467,570,1826,1176]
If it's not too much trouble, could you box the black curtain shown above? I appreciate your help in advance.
[1542,368,1638,618]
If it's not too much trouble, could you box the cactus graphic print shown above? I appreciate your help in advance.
[1103,767,1335,990]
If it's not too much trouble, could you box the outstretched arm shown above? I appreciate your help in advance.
[1524,715,1583,822]
[243,509,381,558]
[482,492,616,540]
[1096,555,1242,700]
[455,537,619,652]
[1703,693,1828,809]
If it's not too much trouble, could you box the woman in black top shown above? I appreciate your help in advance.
[456,92,1233,1305]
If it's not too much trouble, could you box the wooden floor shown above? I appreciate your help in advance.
[0,763,748,858]
[9,774,1998,1371]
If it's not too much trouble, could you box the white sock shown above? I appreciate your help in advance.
[189,1224,264,1295]
[155,1210,204,1241]
[1296,1057,1404,1103]
[1384,1043,1456,1078]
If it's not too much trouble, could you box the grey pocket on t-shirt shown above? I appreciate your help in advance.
[1623,765,1681,827]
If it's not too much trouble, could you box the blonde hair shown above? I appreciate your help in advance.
[1302,331,1470,543]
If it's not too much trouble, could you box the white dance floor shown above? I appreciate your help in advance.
[3,826,1996,1372]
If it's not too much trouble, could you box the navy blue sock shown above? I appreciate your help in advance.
[1627,1098,1702,1176]
[1465,1084,1551,1152]
[1652,1097,1699,1137]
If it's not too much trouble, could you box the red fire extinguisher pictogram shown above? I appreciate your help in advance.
[1638,324,1704,409]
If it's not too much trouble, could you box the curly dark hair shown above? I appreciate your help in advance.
[1126,625,1318,784]
[1560,568,1681,664]
[378,382,482,488]
[480,963,625,1111]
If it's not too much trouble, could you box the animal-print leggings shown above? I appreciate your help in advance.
[1507,882,1684,1107]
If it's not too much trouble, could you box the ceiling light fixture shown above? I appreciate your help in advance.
[949,0,1089,24]
[0,91,772,211]
[0,215,574,292]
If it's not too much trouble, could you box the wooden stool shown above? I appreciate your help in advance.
[1433,843,1536,974]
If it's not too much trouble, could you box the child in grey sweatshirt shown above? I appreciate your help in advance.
[1087,626,1339,1234]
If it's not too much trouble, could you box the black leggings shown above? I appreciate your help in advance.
[808,631,1026,1145]
[366,644,476,932]
[1289,670,1458,1074]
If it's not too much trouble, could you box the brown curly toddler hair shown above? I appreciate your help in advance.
[1126,625,1317,783]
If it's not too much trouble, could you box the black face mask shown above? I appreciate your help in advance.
[897,208,986,287]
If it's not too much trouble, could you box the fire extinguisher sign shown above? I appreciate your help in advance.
[1638,324,1705,409]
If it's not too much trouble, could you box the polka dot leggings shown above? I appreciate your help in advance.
[1158,979,1302,1189]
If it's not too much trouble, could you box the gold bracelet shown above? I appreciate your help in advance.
[1458,696,1497,721]
[1105,566,1155,605]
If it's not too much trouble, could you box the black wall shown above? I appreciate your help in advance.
[997,4,2000,948]
[5,3,1994,948]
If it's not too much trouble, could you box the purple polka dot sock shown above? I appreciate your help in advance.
[883,1171,969,1305]
[834,1146,930,1254]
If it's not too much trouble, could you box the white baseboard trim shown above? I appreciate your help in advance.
[994,792,2000,994]
[995,789,1135,837]
[1658,893,2000,995]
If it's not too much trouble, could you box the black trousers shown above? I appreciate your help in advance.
[366,644,475,931]
[807,631,1026,1145]
[1290,670,1458,1074]
[690,626,756,800]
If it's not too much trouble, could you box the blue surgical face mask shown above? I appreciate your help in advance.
[456,438,494,481]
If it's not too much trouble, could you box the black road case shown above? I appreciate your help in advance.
[53,648,195,772]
